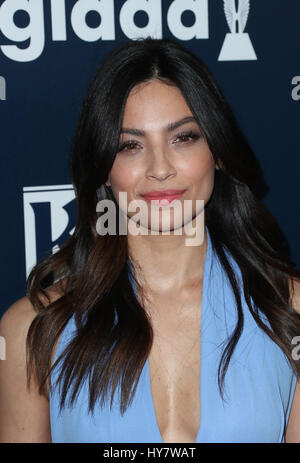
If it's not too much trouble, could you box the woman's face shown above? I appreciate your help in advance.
[107,79,217,233]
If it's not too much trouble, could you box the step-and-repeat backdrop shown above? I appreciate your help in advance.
[1,0,299,316]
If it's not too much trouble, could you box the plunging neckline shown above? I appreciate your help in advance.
[145,227,211,444]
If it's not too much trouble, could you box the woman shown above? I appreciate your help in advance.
[1,37,300,443]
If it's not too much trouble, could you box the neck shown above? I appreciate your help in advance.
[127,213,207,294]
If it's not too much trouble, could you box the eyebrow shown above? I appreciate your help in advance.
[120,116,197,136]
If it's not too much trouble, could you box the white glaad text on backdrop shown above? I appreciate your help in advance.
[0,0,258,63]
[0,0,209,62]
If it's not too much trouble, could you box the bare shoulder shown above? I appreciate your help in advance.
[0,280,66,368]
[0,283,64,443]
[0,284,63,341]
[0,296,37,338]
[1,280,65,325]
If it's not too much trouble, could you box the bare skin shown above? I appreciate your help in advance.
[0,289,60,442]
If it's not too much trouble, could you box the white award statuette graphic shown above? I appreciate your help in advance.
[218,0,257,61]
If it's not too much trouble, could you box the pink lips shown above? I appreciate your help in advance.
[140,189,186,204]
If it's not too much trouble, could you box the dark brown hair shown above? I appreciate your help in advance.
[26,37,300,415]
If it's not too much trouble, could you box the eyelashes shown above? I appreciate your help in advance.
[118,140,140,152]
[173,130,202,144]
[117,130,202,153]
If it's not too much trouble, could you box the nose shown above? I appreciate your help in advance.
[145,146,176,182]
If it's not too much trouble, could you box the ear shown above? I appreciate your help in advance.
[105,179,111,187]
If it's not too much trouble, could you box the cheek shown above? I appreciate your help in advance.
[181,149,215,185]
[109,160,142,194]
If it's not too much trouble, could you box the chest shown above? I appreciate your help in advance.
[145,286,203,443]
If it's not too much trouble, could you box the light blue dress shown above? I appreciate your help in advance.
[49,226,297,443]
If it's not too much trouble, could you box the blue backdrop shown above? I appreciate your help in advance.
[1,0,299,317]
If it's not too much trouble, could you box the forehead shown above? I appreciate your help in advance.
[122,80,193,128]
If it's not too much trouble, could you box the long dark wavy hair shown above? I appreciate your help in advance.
[26,37,300,416]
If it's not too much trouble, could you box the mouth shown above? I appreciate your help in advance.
[140,189,187,204]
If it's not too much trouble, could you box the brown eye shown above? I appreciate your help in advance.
[174,131,201,144]
[127,142,137,150]
[118,140,140,152]
[179,135,190,143]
